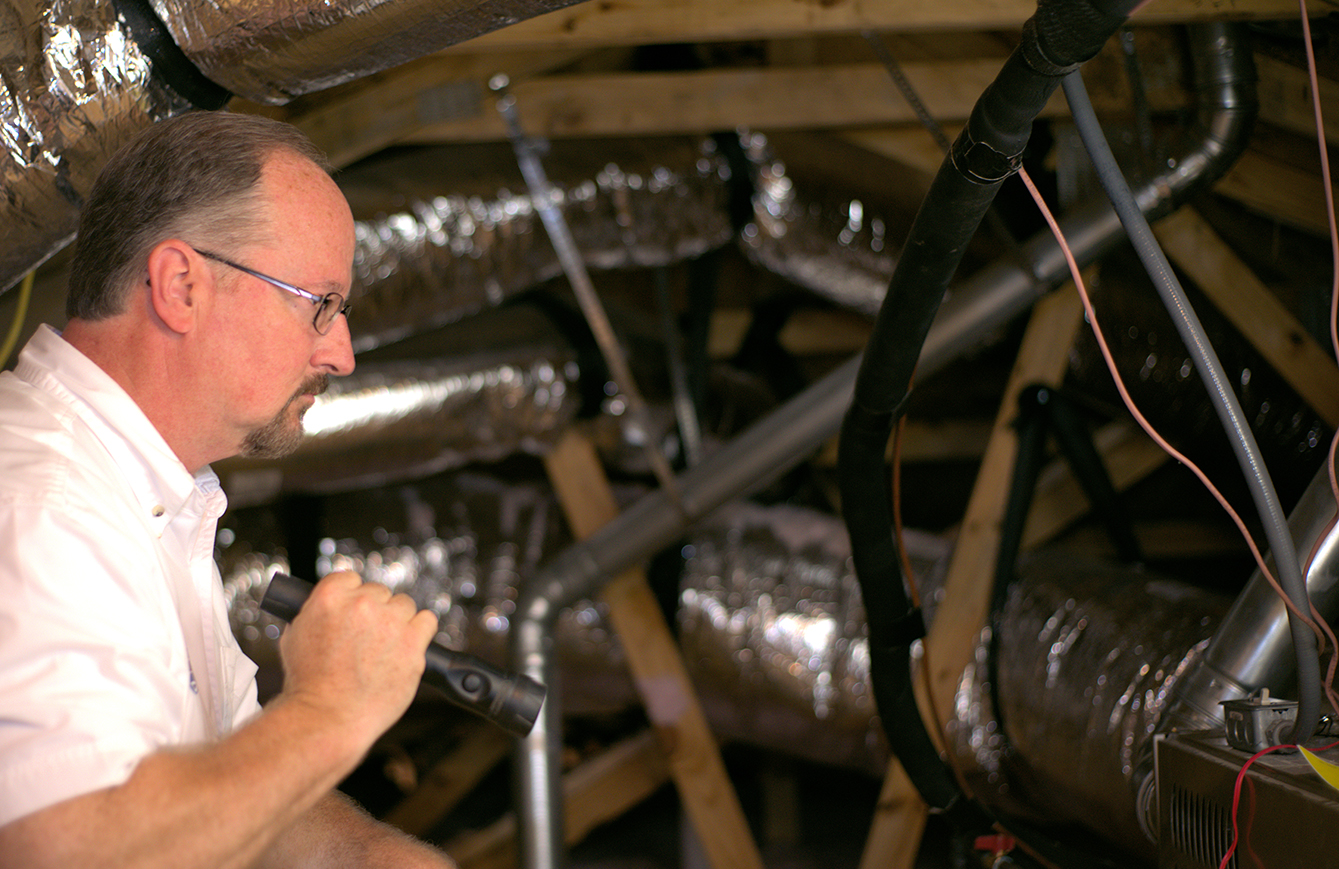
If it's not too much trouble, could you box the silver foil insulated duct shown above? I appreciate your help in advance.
[944,552,1230,862]
[216,336,581,507]
[1,0,192,291]
[221,486,950,774]
[737,130,900,317]
[2,0,590,292]
[346,137,737,353]
[149,0,589,104]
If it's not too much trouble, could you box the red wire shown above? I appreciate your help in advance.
[1219,739,1339,869]
[1218,744,1287,869]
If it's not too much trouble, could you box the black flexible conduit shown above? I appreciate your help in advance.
[1062,70,1320,746]
[838,0,1141,823]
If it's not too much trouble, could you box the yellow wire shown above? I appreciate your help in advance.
[0,270,35,370]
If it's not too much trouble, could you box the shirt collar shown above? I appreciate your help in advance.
[15,325,227,535]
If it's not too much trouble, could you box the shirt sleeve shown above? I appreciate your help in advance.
[0,498,199,826]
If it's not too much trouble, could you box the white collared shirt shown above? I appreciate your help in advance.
[0,325,261,826]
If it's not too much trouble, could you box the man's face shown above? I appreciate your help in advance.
[207,151,356,462]
[238,372,329,459]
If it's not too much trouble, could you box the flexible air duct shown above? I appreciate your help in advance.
[0,0,587,292]
[0,0,196,291]
[222,486,952,773]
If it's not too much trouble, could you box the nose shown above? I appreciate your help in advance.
[314,313,356,376]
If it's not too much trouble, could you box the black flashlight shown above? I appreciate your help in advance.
[260,572,545,738]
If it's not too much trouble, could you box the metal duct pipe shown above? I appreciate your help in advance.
[1,0,588,293]
[1131,463,1339,837]
[510,20,1256,868]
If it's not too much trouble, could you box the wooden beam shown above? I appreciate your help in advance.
[1020,419,1170,548]
[1213,143,1333,235]
[839,127,961,178]
[708,308,875,360]
[1062,518,1248,559]
[814,418,994,465]
[395,61,1061,144]
[542,430,766,869]
[859,758,928,869]
[299,51,1186,153]
[383,725,514,837]
[1154,207,1339,428]
[447,729,671,869]
[451,0,1315,53]
[273,49,591,167]
[1255,53,1339,146]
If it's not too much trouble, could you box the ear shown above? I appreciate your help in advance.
[145,240,208,335]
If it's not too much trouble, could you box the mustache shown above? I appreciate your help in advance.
[296,373,329,401]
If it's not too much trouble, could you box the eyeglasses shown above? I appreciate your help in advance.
[196,249,351,335]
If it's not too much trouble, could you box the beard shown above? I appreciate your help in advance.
[239,373,329,459]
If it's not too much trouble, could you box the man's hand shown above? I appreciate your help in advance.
[277,571,439,751]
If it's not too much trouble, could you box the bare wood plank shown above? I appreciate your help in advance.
[1020,419,1170,548]
[398,61,1051,144]
[452,0,1315,52]
[287,42,1194,155]
[1213,145,1334,235]
[277,49,591,167]
[1154,207,1339,427]
[384,725,514,837]
[814,418,995,465]
[447,729,671,869]
[1061,518,1247,559]
[1255,53,1339,146]
[839,127,961,178]
[708,307,874,359]
[542,430,766,869]
[859,758,928,869]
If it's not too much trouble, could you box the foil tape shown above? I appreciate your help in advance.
[215,342,580,507]
[1,0,190,291]
[945,551,1229,858]
[149,0,588,104]
[346,137,735,353]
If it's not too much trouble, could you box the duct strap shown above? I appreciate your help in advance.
[112,0,232,110]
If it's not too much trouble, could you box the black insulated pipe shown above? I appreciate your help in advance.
[838,0,1143,818]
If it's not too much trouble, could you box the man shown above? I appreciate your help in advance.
[0,111,457,867]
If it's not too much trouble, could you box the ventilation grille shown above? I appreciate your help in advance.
[1166,784,1235,869]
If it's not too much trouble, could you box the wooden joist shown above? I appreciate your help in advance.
[542,430,765,869]
[384,725,515,838]
[452,0,1312,53]
[445,729,671,869]
[1154,207,1339,427]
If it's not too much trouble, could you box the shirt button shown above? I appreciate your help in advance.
[152,505,165,518]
